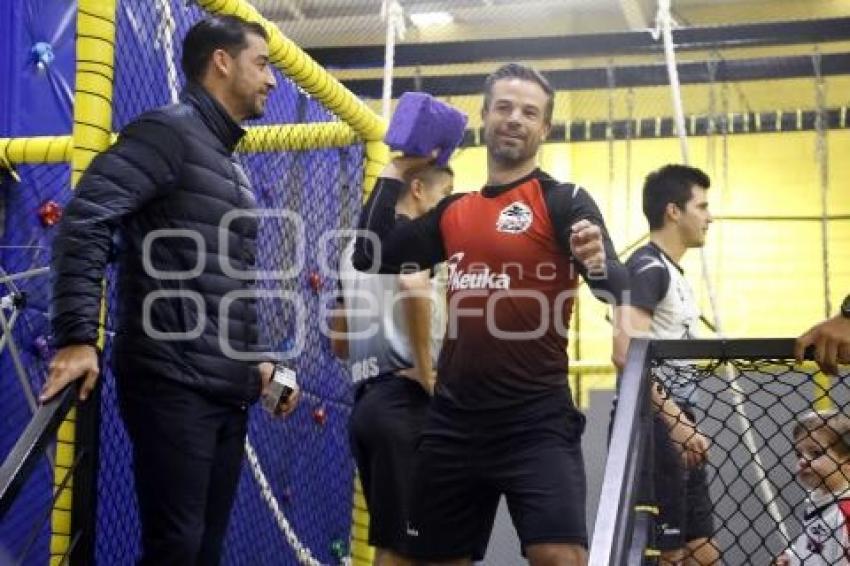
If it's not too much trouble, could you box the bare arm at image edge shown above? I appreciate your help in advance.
[399,271,436,394]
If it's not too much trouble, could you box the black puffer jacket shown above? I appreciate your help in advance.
[51,83,270,406]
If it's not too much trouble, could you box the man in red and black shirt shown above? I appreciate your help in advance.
[355,63,632,565]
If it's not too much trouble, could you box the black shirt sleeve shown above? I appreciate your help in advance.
[543,181,630,305]
[624,250,670,313]
[51,115,184,348]
[353,177,461,274]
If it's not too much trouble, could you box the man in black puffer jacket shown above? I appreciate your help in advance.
[39,16,298,565]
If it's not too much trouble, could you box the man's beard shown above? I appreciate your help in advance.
[244,98,265,121]
[486,131,536,165]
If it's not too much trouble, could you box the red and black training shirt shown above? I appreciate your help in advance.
[354,168,628,409]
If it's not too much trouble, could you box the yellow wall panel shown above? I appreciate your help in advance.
[450,145,488,191]
[679,0,850,25]
[828,219,850,308]
[828,130,850,215]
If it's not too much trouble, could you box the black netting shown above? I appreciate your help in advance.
[111,1,338,132]
[111,1,204,130]
[94,261,137,564]
[648,357,850,565]
[221,145,364,565]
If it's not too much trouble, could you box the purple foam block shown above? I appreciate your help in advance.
[384,92,468,166]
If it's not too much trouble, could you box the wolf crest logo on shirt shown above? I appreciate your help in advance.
[496,202,533,234]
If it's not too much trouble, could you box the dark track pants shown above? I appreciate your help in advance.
[117,373,247,566]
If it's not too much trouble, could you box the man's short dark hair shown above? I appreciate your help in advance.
[482,63,555,125]
[181,16,269,83]
[642,164,711,230]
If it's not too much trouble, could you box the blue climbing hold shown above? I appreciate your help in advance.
[31,42,55,70]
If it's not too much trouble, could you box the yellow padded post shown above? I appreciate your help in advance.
[363,141,389,196]
[70,0,117,187]
[50,1,117,564]
[0,136,72,165]
[350,474,375,565]
[238,123,358,153]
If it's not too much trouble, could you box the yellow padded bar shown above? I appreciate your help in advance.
[0,136,72,165]
[239,123,358,152]
[194,0,387,143]
[0,122,362,167]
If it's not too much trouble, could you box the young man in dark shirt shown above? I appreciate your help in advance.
[620,164,718,565]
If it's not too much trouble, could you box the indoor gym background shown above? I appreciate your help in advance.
[0,0,848,564]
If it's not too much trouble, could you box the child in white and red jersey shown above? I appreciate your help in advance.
[777,410,850,566]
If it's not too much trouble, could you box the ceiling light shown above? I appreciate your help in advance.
[409,11,454,27]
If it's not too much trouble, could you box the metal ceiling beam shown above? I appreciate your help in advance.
[457,108,850,146]
[341,51,850,98]
[306,17,850,68]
